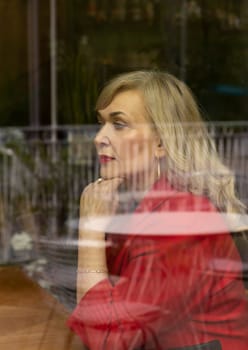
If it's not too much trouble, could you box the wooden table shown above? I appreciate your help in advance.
[0,266,83,349]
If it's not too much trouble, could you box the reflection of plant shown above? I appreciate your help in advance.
[24,258,51,290]
[11,231,33,251]
[2,132,93,241]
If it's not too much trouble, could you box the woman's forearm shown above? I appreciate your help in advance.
[76,177,122,303]
[77,230,108,303]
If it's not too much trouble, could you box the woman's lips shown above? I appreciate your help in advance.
[99,155,115,164]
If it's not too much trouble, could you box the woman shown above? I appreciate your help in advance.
[68,71,248,349]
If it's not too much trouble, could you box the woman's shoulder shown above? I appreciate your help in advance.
[148,176,217,213]
[153,189,216,215]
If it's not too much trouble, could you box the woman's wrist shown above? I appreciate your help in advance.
[77,267,108,273]
[78,229,107,272]
[79,215,111,234]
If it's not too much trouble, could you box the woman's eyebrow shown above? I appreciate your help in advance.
[96,110,128,121]
[109,111,127,118]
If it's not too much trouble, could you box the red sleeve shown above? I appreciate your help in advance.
[67,196,247,349]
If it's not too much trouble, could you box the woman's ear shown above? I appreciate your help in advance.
[155,139,166,159]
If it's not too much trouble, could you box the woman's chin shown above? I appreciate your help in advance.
[100,170,121,180]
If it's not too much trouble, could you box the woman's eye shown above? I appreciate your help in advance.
[97,119,105,130]
[113,121,126,130]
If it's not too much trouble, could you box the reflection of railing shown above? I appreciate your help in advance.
[0,147,14,213]
[0,123,248,242]
[0,147,14,261]
[0,126,99,263]
[0,146,37,261]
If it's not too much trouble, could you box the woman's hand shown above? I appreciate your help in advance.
[79,177,124,231]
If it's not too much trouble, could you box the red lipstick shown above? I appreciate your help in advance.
[99,155,115,164]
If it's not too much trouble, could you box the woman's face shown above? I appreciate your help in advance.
[94,89,161,190]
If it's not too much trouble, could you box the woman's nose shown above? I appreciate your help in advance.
[94,124,111,148]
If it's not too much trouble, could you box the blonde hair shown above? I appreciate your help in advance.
[96,70,246,217]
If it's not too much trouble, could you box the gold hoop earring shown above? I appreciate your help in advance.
[157,159,161,179]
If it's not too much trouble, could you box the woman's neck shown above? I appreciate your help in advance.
[120,171,158,201]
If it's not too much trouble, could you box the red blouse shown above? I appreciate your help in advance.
[67,177,248,350]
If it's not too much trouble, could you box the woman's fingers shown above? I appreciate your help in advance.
[95,178,123,210]
[80,177,124,218]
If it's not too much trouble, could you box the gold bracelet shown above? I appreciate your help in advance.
[77,268,108,273]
